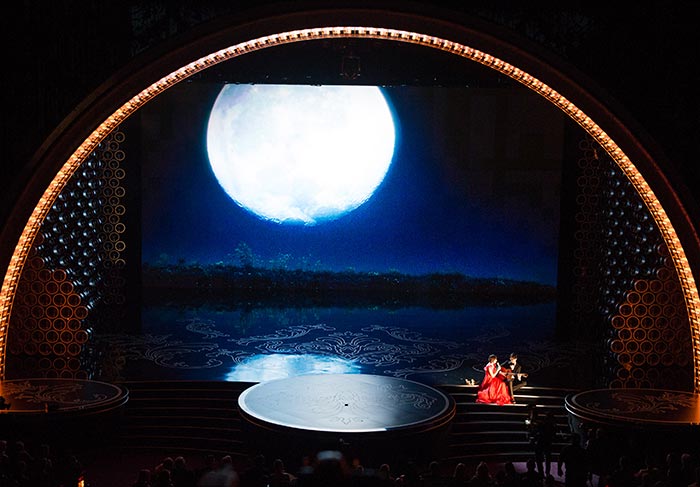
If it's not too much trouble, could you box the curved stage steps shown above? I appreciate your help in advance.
[117,380,574,463]
[118,380,253,456]
[442,384,575,462]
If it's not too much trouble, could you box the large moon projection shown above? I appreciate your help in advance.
[206,84,396,225]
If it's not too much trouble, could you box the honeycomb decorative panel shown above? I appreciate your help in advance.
[566,137,693,390]
[7,130,129,378]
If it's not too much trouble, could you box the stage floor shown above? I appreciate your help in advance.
[238,374,454,433]
[90,303,593,388]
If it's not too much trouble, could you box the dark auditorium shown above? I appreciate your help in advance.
[1,2,699,487]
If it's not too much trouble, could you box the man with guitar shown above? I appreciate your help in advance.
[503,353,527,403]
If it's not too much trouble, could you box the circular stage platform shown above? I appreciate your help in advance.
[0,378,128,416]
[0,378,129,446]
[565,388,700,427]
[565,388,700,454]
[238,374,455,462]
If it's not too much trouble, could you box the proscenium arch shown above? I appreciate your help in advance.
[0,14,698,388]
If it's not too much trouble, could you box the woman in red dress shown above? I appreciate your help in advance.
[476,354,513,405]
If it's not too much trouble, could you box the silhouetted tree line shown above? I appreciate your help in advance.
[141,263,556,309]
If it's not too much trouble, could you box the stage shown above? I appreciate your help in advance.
[237,374,456,463]
[565,388,700,454]
[0,378,129,444]
[0,378,128,415]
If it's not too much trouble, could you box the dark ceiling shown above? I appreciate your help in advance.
[185,37,512,87]
[2,1,698,225]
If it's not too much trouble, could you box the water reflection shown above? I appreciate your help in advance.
[225,353,361,382]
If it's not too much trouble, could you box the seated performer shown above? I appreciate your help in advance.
[503,353,527,402]
[476,354,513,405]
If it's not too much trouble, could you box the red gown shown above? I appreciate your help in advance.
[476,362,513,405]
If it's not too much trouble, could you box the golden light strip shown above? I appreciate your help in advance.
[1,26,698,389]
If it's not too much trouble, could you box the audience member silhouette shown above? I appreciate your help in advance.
[11,441,33,469]
[31,443,54,485]
[133,468,153,487]
[196,454,219,484]
[634,453,662,486]
[637,471,654,487]
[585,428,615,487]
[470,461,494,487]
[377,463,395,486]
[0,440,10,483]
[269,458,296,487]
[294,455,315,487]
[557,433,589,487]
[395,460,420,487]
[13,459,30,487]
[58,452,84,487]
[156,456,175,476]
[681,453,697,486]
[311,450,351,487]
[154,467,174,487]
[8,424,693,487]
[107,444,700,487]
[688,465,700,487]
[529,410,557,478]
[240,453,270,487]
[665,452,685,487]
[30,456,54,487]
[420,460,448,487]
[607,455,637,487]
[500,461,520,487]
[494,468,508,487]
[197,455,239,487]
[172,455,196,487]
[447,462,468,487]
[519,459,542,487]
[350,457,366,483]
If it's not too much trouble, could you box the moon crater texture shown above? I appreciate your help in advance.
[206,84,396,225]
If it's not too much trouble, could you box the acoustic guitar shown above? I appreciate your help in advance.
[501,369,528,381]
